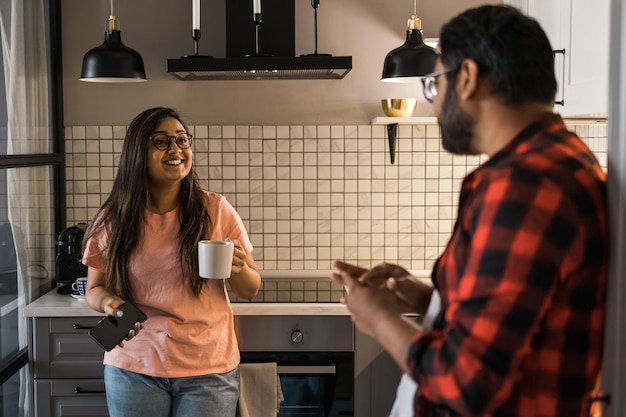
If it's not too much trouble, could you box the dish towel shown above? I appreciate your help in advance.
[389,289,441,417]
[237,362,284,417]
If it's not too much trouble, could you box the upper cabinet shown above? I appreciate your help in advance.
[505,0,609,117]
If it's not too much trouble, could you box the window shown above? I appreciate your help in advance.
[0,0,64,414]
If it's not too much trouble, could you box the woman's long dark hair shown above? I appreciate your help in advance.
[84,107,211,298]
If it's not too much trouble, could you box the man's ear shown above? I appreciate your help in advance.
[456,59,481,100]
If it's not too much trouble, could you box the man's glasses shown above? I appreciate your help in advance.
[421,66,458,103]
[148,132,193,151]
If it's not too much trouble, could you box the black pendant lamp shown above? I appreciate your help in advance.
[381,0,437,83]
[80,0,147,83]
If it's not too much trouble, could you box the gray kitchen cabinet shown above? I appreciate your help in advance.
[355,330,403,416]
[354,315,425,416]
[34,380,108,417]
[504,0,609,117]
[31,316,108,417]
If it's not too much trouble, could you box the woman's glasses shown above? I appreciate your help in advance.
[421,66,458,103]
[148,133,193,151]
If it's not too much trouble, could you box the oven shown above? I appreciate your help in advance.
[235,315,354,417]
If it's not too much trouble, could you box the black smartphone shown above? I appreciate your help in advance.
[88,301,147,351]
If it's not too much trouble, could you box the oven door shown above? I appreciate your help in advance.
[241,352,354,417]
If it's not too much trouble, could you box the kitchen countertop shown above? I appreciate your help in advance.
[23,289,351,317]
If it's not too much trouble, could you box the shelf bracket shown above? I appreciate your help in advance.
[387,123,398,164]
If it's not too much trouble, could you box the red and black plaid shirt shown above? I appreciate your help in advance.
[408,113,608,417]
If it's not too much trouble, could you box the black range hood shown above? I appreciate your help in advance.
[167,0,352,81]
[167,56,352,80]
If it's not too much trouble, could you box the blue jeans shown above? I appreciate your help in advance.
[104,365,239,417]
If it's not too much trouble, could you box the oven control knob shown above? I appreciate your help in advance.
[290,329,304,344]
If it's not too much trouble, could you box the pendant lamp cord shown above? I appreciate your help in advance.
[106,0,116,34]
[312,0,320,54]
[413,0,416,16]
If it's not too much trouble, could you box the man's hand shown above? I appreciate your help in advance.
[330,261,402,338]
[333,260,434,315]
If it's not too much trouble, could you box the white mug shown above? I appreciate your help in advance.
[71,277,88,295]
[198,240,234,279]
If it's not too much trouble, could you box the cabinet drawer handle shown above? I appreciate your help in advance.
[277,365,336,374]
[73,324,92,330]
[74,387,106,394]
[553,48,566,106]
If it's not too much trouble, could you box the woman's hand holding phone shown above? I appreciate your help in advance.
[88,301,147,351]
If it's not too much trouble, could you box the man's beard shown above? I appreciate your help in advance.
[438,84,479,155]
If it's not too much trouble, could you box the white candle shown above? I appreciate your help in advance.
[253,0,261,15]
[193,0,201,31]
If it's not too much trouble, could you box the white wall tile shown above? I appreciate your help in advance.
[65,121,608,274]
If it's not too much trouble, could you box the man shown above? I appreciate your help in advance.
[332,5,608,417]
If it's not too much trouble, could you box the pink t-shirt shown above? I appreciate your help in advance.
[82,191,253,377]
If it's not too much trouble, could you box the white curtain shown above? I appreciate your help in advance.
[0,0,51,416]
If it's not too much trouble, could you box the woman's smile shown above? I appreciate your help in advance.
[146,117,193,183]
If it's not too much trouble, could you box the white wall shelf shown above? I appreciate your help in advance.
[371,117,438,125]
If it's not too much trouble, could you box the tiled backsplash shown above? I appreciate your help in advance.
[230,277,346,303]
[64,120,608,275]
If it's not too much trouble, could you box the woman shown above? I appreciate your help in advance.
[82,107,261,417]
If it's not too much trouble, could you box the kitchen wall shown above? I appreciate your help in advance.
[64,120,608,274]
[61,0,608,277]
[61,0,500,126]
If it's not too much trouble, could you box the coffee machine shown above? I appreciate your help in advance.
[55,223,88,294]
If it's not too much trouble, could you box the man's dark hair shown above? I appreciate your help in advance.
[439,5,557,105]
